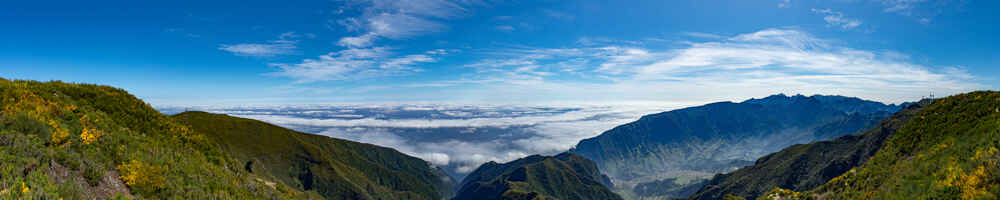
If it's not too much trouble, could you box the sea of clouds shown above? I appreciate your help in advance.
[159,102,687,178]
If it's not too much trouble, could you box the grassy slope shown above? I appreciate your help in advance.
[0,79,454,200]
[172,111,455,200]
[453,153,622,200]
[761,91,1000,200]
[0,79,304,199]
[689,100,927,200]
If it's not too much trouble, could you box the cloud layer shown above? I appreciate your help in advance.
[188,103,680,176]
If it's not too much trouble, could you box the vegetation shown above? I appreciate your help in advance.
[689,99,929,200]
[0,78,454,199]
[172,111,456,200]
[760,91,1000,199]
[0,78,299,199]
[453,153,622,200]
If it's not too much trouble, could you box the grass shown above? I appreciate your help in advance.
[0,78,453,199]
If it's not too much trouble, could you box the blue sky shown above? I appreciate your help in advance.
[2,0,997,106]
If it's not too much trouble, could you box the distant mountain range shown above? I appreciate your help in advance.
[569,94,906,199]
[453,153,622,200]
[689,99,930,200]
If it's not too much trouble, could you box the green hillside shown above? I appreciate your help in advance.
[172,111,456,200]
[453,153,622,200]
[0,79,454,199]
[761,91,1000,199]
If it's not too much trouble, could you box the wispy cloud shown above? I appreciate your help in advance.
[338,32,378,48]
[873,0,967,24]
[879,0,928,15]
[778,0,791,8]
[542,9,575,20]
[332,0,478,47]
[495,25,515,32]
[682,32,726,39]
[424,29,980,104]
[812,8,863,30]
[268,47,445,82]
[219,41,297,57]
[219,32,304,57]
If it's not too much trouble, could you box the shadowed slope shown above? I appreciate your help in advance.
[689,100,929,200]
[173,111,457,200]
[453,153,621,200]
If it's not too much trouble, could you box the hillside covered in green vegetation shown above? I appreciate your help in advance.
[453,153,622,200]
[172,111,456,200]
[0,79,454,199]
[758,91,1000,199]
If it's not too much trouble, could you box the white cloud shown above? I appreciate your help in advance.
[232,105,658,129]
[495,25,515,32]
[778,0,791,8]
[812,8,863,30]
[216,103,679,175]
[682,32,725,39]
[332,0,477,48]
[434,28,980,104]
[219,40,297,57]
[873,0,960,24]
[338,33,379,48]
[219,33,303,57]
[268,47,444,82]
[543,9,574,20]
[367,13,448,39]
[879,0,928,15]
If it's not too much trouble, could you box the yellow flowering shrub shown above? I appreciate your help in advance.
[47,119,68,143]
[80,127,102,144]
[935,147,998,200]
[79,115,104,144]
[118,159,167,191]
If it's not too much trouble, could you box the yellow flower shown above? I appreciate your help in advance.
[49,119,70,145]
[118,160,166,190]
[81,127,102,144]
[21,182,29,194]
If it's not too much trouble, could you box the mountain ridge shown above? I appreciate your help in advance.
[569,94,903,199]
[762,91,1000,199]
[453,152,622,200]
[688,99,930,200]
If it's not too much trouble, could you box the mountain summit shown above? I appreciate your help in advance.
[453,153,622,200]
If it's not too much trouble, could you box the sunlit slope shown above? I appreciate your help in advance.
[761,91,1000,199]
[0,79,305,199]
[0,78,454,199]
